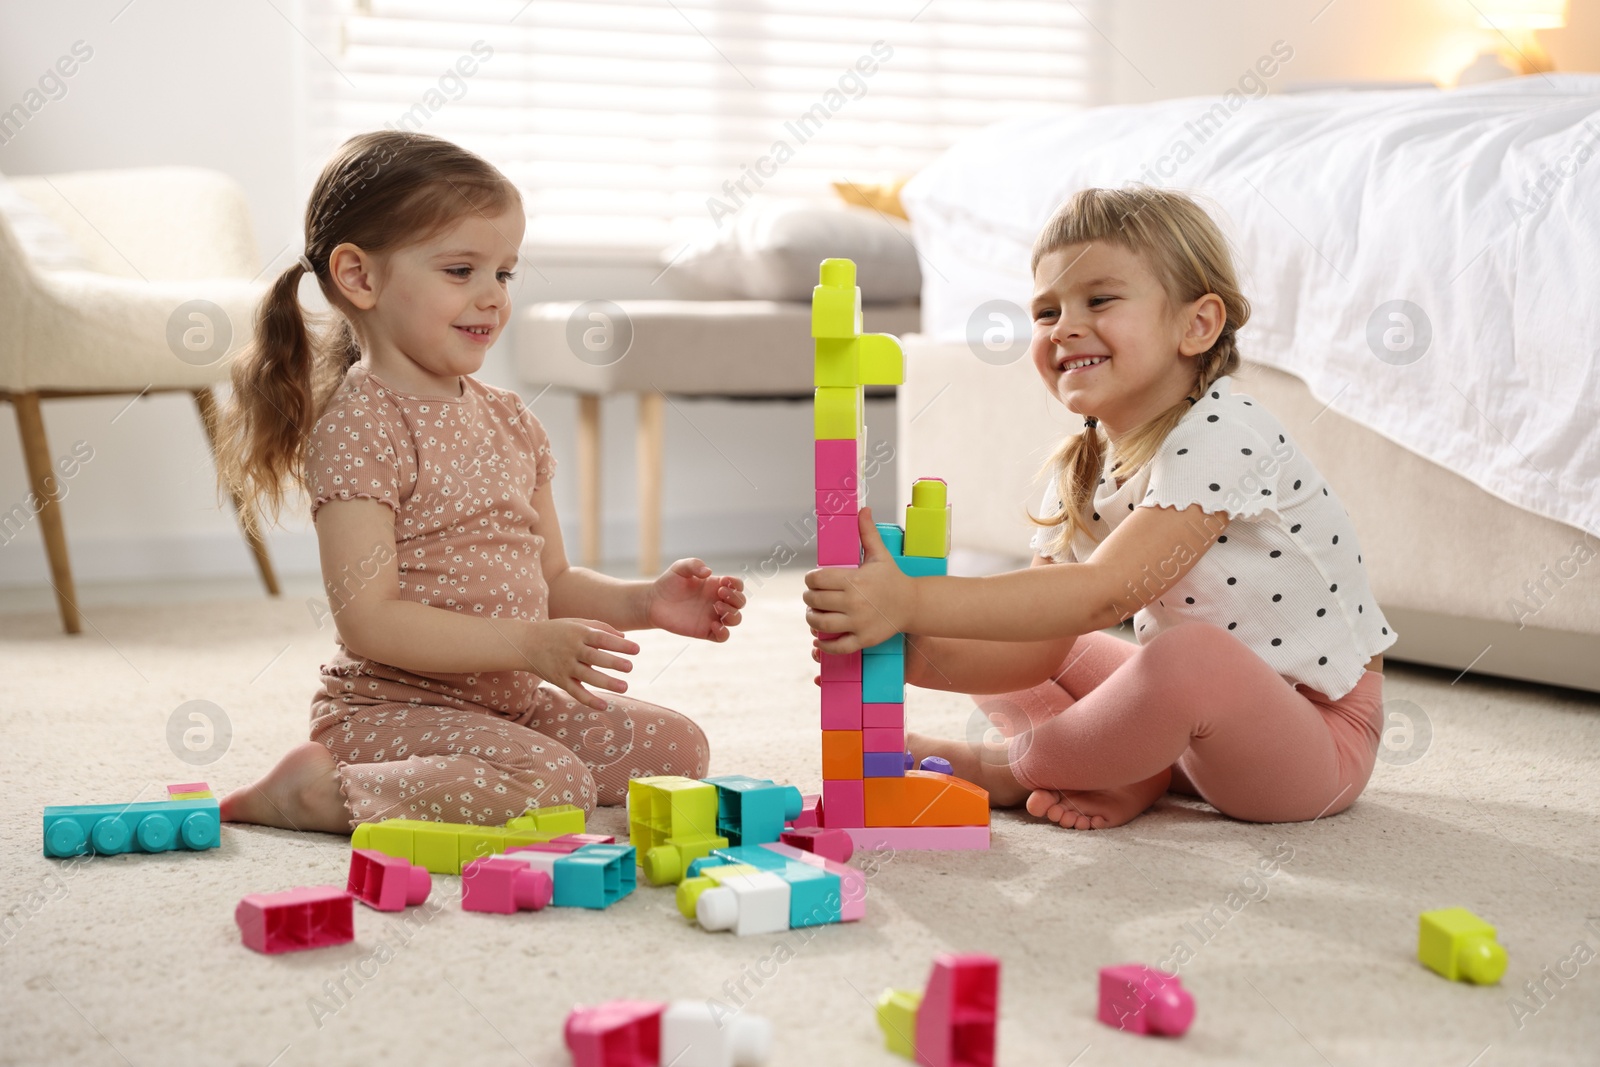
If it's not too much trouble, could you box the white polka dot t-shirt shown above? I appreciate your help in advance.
[305,362,559,715]
[1031,374,1397,700]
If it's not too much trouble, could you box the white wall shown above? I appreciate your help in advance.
[2,0,1593,591]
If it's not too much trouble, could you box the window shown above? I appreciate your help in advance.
[299,0,1106,250]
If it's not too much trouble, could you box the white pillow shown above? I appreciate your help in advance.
[0,173,92,271]
[668,196,920,304]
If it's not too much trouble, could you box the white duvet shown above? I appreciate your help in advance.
[901,74,1600,539]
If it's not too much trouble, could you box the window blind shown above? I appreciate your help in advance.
[300,0,1105,250]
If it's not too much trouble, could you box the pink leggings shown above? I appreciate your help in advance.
[982,622,1384,823]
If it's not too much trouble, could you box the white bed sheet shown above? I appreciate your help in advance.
[901,74,1600,539]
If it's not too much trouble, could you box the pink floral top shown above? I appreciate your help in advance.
[304,363,559,715]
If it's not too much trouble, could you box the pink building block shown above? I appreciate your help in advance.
[820,649,862,683]
[461,856,554,914]
[916,953,1000,1067]
[863,703,904,728]
[565,999,667,1067]
[790,794,821,829]
[844,825,990,852]
[1097,964,1194,1037]
[821,779,865,829]
[763,841,866,921]
[347,848,432,911]
[815,439,859,491]
[165,781,209,798]
[821,681,864,730]
[554,833,616,846]
[235,886,354,954]
[817,515,861,566]
[817,488,857,516]
[862,726,905,752]
[780,827,854,864]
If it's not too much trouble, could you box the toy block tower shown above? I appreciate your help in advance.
[811,258,989,851]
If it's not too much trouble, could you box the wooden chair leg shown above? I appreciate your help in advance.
[637,390,664,577]
[11,393,82,634]
[192,387,281,597]
[577,393,602,569]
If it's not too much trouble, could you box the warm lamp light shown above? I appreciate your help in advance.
[1473,0,1567,76]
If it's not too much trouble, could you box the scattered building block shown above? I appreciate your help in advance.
[822,730,865,779]
[703,775,804,847]
[790,793,821,829]
[165,782,213,801]
[351,816,571,876]
[235,886,353,954]
[505,803,587,838]
[347,848,431,911]
[780,827,854,864]
[695,845,844,928]
[628,776,727,886]
[461,855,553,914]
[565,999,666,1067]
[43,793,221,858]
[764,841,866,921]
[1097,964,1194,1037]
[916,954,1001,1067]
[876,988,924,1060]
[695,869,791,936]
[553,843,638,909]
[661,1000,773,1067]
[1419,907,1508,984]
[820,779,865,829]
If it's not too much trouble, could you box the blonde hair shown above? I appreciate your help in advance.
[1027,186,1250,560]
[213,131,521,524]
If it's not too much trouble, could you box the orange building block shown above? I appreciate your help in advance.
[821,730,864,779]
[864,771,988,828]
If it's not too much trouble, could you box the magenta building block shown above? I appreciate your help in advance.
[565,999,667,1067]
[347,848,432,911]
[916,953,1001,1067]
[763,841,866,921]
[862,726,905,752]
[780,827,854,864]
[821,779,865,829]
[821,680,864,730]
[817,487,858,516]
[790,794,821,829]
[863,703,904,728]
[1097,964,1194,1036]
[820,649,863,683]
[817,515,861,566]
[814,439,859,491]
[461,856,554,914]
[862,751,906,778]
[236,886,354,954]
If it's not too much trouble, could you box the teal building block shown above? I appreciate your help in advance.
[703,775,804,847]
[895,555,948,578]
[863,634,905,656]
[863,653,905,703]
[875,523,905,556]
[707,845,843,928]
[43,796,221,858]
[552,843,636,909]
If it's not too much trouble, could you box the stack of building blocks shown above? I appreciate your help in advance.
[42,781,221,858]
[811,257,990,851]
[347,848,432,911]
[1096,964,1195,1037]
[1417,907,1508,984]
[464,838,638,911]
[235,886,354,954]
[349,804,585,875]
[675,840,864,934]
[565,1000,771,1067]
[876,953,1001,1067]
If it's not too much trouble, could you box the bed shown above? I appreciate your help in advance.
[894,74,1600,693]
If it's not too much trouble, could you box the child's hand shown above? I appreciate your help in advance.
[524,619,639,711]
[646,558,746,642]
[804,508,912,655]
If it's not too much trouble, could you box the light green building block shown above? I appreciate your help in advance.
[628,776,728,885]
[812,258,864,339]
[814,386,863,441]
[904,477,951,558]
[857,333,904,386]
[675,862,761,918]
[505,803,586,837]
[875,988,923,1059]
[1418,907,1507,984]
[351,818,561,875]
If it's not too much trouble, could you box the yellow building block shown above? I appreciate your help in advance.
[812,258,864,339]
[504,803,586,837]
[815,386,863,441]
[857,333,904,386]
[167,790,213,801]
[1418,907,1507,984]
[876,988,923,1059]
[904,478,951,558]
[814,337,859,388]
[628,776,727,885]
[351,818,558,875]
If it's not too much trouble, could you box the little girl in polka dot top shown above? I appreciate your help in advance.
[805,185,1396,831]
[216,132,743,832]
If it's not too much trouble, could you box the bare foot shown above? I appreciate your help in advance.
[1025,767,1171,830]
[219,741,352,834]
[906,731,1030,808]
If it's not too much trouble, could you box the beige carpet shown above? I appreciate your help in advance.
[2,568,1598,1067]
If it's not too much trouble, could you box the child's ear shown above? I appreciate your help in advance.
[1178,292,1226,357]
[329,242,380,311]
